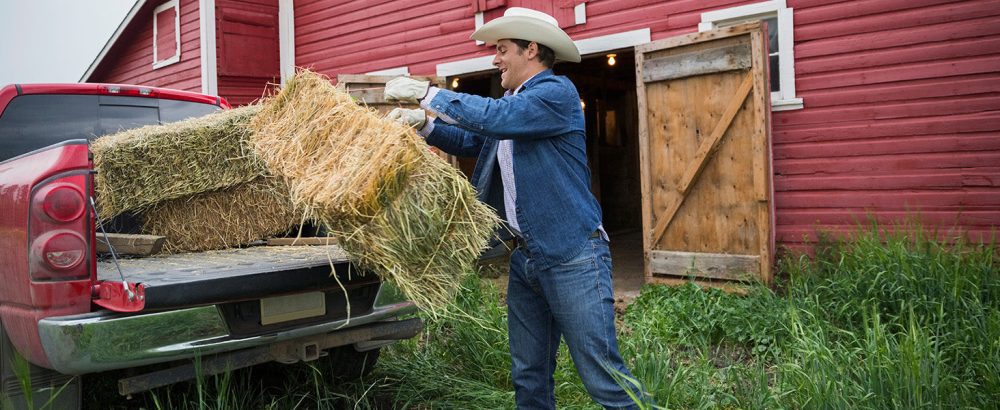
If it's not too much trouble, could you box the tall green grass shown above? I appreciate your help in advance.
[776,227,999,408]
[368,224,997,409]
[88,224,997,409]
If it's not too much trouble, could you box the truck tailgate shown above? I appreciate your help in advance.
[96,245,375,311]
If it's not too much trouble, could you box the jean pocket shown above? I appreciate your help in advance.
[550,248,596,274]
[600,255,613,274]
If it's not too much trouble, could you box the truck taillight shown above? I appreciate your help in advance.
[36,184,86,222]
[34,231,86,269]
[29,173,92,282]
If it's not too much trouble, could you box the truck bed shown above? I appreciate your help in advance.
[97,245,373,310]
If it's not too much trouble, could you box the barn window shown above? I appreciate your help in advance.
[153,0,181,69]
[699,0,802,111]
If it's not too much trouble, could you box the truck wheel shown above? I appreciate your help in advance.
[317,345,380,384]
[0,320,82,409]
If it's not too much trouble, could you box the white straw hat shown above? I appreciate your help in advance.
[471,7,581,63]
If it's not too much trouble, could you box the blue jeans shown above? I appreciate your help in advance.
[507,236,643,409]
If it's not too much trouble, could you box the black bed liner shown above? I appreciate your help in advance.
[97,245,377,310]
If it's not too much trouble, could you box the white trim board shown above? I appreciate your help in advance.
[698,0,787,30]
[152,0,181,69]
[81,0,147,81]
[474,12,485,45]
[199,0,218,96]
[576,28,650,55]
[366,66,410,76]
[574,3,586,25]
[279,0,295,85]
[436,28,651,77]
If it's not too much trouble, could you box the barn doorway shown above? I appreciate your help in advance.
[560,50,643,294]
[446,49,644,296]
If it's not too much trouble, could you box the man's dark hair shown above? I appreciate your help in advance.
[511,39,556,68]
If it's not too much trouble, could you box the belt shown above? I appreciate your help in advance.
[512,231,601,250]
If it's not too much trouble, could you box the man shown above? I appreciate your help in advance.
[384,7,645,409]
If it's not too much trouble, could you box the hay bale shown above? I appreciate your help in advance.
[142,177,301,253]
[249,71,499,313]
[249,72,421,222]
[325,151,499,312]
[92,105,265,221]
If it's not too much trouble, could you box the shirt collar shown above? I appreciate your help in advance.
[512,69,553,95]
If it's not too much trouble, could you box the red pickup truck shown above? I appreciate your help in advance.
[0,83,422,407]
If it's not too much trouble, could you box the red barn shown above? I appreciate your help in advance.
[85,0,1000,286]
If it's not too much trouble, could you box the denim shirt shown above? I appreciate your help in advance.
[423,70,602,270]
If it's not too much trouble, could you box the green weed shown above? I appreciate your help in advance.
[85,223,997,409]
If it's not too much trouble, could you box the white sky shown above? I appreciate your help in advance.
[0,0,137,84]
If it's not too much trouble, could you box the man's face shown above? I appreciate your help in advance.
[493,39,534,90]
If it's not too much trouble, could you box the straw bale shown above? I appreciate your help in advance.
[323,149,499,312]
[249,72,421,222]
[250,71,499,312]
[92,105,265,221]
[142,177,301,253]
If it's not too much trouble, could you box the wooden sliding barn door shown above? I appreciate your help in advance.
[636,22,775,285]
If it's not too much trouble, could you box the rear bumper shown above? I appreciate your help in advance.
[37,283,418,375]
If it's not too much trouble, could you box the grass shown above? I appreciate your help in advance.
[83,224,998,408]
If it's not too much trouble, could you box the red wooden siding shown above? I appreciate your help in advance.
[89,0,203,93]
[297,0,999,249]
[774,0,1000,248]
[155,5,178,64]
[293,0,755,76]
[216,0,281,105]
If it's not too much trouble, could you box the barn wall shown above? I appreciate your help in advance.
[216,0,281,105]
[89,0,204,93]
[774,0,1000,247]
[295,0,999,248]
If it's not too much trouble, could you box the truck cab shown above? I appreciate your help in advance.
[0,83,421,408]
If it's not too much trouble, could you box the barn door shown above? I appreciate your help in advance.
[336,75,458,167]
[636,22,774,285]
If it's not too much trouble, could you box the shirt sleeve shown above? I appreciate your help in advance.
[422,77,581,141]
[420,87,458,124]
[424,119,488,158]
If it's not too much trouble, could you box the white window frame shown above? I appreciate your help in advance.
[199,0,217,95]
[152,0,181,69]
[279,0,295,86]
[699,0,802,111]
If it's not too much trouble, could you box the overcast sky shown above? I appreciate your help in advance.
[0,0,136,85]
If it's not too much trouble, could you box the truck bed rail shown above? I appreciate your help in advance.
[97,245,367,310]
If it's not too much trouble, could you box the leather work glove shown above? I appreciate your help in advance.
[384,77,430,103]
[386,108,427,129]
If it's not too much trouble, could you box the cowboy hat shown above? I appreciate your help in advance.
[471,7,582,63]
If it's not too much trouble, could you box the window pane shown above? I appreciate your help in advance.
[764,17,778,53]
[159,99,222,123]
[763,17,780,92]
[99,104,160,135]
[0,94,222,163]
[0,95,100,162]
[769,54,780,92]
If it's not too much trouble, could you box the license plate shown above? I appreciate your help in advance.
[260,292,326,325]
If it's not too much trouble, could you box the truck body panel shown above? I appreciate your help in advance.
[0,83,420,398]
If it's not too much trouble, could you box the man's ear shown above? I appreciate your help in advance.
[527,42,540,60]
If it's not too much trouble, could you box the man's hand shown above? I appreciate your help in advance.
[387,108,427,129]
[384,77,430,103]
